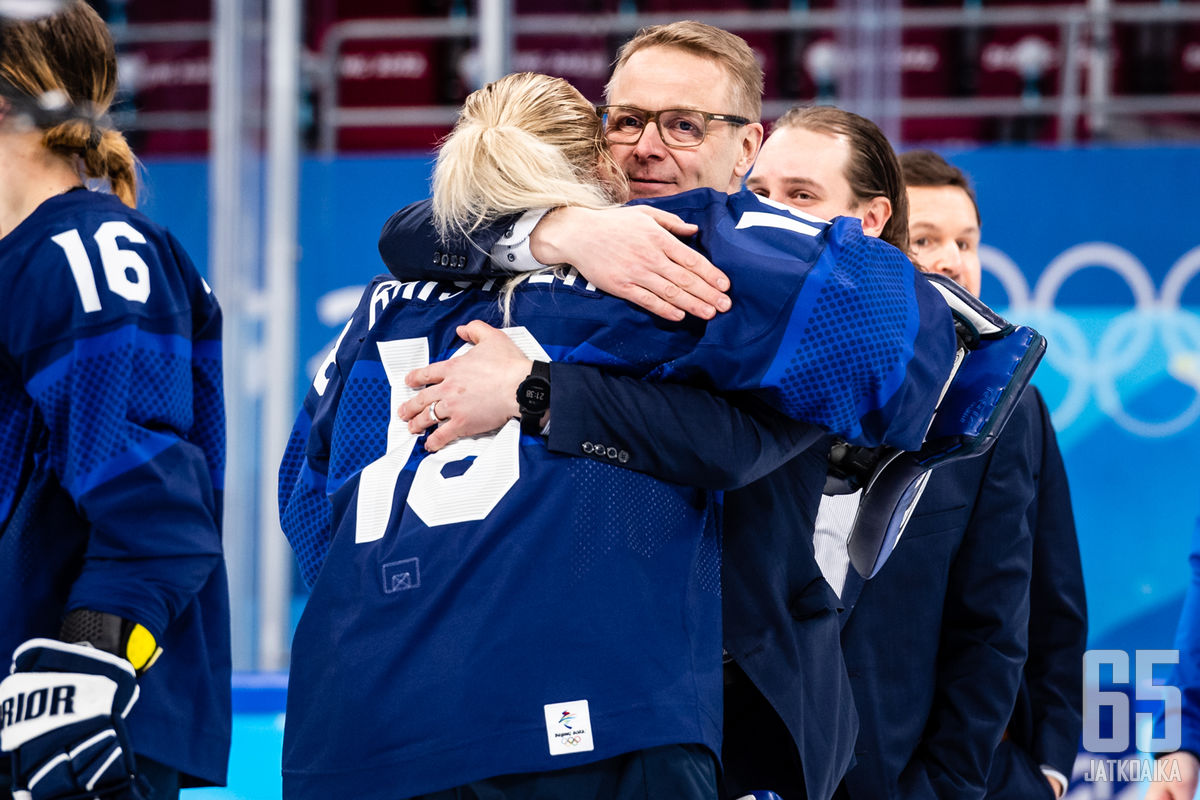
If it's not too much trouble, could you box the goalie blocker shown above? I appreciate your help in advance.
[838,272,1047,579]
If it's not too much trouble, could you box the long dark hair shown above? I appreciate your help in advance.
[774,105,908,253]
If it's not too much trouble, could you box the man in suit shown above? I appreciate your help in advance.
[900,150,1087,800]
[378,23,861,800]
[749,113,1074,798]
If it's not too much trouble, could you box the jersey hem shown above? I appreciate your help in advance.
[282,706,719,800]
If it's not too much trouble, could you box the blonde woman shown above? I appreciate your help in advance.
[279,72,954,800]
[0,3,229,800]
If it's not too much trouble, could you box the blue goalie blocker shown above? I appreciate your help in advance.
[847,273,1047,579]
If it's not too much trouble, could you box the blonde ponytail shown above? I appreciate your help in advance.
[43,119,139,207]
[90,129,139,208]
[431,72,625,243]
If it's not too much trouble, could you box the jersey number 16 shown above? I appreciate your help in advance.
[53,222,152,312]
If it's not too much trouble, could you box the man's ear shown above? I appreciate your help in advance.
[859,195,893,239]
[731,122,764,181]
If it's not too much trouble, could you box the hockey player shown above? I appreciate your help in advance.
[278,72,956,800]
[0,4,230,799]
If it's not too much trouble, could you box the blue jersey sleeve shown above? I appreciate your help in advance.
[643,190,956,450]
[0,197,224,640]
[378,190,954,450]
[278,304,365,589]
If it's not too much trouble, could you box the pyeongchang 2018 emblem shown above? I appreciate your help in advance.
[544,700,594,756]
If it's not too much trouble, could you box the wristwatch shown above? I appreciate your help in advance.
[516,361,551,436]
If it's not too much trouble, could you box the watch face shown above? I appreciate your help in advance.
[519,377,551,415]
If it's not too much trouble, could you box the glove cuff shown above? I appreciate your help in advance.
[60,610,162,675]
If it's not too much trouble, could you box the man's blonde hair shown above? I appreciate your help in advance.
[606,21,763,121]
[432,71,624,242]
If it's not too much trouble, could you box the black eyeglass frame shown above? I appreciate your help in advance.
[595,104,752,149]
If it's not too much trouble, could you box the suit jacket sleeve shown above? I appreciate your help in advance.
[378,198,517,281]
[896,398,1038,799]
[1021,388,1087,777]
[545,362,826,490]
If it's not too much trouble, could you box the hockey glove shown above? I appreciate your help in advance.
[0,638,143,800]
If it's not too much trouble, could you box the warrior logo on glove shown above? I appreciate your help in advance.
[0,682,78,728]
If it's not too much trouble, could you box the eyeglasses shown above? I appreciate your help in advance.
[596,105,751,149]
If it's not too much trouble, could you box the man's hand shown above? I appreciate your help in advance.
[400,321,532,452]
[529,205,732,321]
[0,639,143,800]
[1146,751,1200,800]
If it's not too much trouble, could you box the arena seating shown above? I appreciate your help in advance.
[109,0,1200,155]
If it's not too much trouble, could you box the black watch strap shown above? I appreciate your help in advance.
[517,360,551,436]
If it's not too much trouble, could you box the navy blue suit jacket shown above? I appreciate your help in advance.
[986,389,1086,799]
[379,200,858,800]
[836,388,1040,800]
[551,368,857,800]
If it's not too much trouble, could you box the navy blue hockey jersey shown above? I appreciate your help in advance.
[0,189,231,786]
[278,188,954,800]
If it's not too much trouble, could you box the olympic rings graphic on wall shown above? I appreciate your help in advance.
[980,242,1200,438]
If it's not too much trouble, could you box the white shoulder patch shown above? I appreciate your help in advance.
[735,211,822,238]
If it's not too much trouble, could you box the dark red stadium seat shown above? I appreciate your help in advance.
[634,0,788,10]
[510,35,615,102]
[308,1,452,50]
[120,39,211,155]
[331,37,449,151]
[1111,18,1197,95]
[124,0,210,22]
[902,28,959,99]
[1177,24,1200,93]
[512,0,621,12]
[744,32,782,102]
[972,24,1061,99]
